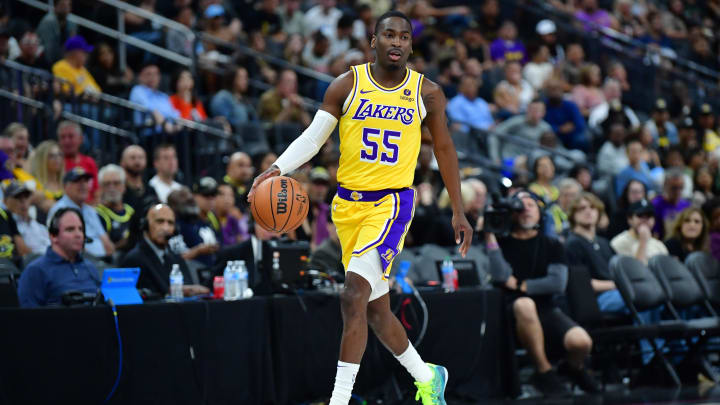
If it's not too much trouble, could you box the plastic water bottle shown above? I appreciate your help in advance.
[441,257,456,292]
[224,261,238,301]
[237,260,248,298]
[272,251,281,283]
[169,264,184,301]
[396,260,413,294]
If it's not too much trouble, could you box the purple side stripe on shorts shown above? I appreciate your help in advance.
[376,188,416,273]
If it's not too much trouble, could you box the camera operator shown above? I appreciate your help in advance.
[482,190,600,396]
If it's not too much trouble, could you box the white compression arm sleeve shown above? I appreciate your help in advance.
[273,110,338,175]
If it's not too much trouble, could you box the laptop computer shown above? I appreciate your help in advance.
[101,268,143,305]
[434,259,481,287]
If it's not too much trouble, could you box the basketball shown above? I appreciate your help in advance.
[251,176,309,233]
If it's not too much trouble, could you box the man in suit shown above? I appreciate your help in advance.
[213,220,281,294]
[121,203,209,297]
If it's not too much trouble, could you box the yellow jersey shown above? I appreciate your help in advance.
[337,63,425,191]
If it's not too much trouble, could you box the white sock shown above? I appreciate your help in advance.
[329,361,359,405]
[394,340,433,383]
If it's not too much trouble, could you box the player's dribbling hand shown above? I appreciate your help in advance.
[247,164,281,202]
[452,213,473,258]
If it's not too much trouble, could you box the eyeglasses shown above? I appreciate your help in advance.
[101,180,123,187]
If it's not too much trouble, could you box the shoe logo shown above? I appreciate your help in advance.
[374,200,386,207]
[359,89,376,94]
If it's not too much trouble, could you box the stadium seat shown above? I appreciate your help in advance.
[685,252,720,311]
[0,259,21,307]
[648,255,720,383]
[610,255,684,387]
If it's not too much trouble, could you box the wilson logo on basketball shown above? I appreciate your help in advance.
[276,179,288,214]
[251,176,309,234]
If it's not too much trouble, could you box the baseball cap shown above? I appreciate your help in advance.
[63,167,93,183]
[204,4,225,18]
[193,176,219,196]
[699,103,713,115]
[536,20,556,36]
[64,35,94,53]
[3,181,31,198]
[309,167,330,184]
[653,98,668,112]
[628,199,655,216]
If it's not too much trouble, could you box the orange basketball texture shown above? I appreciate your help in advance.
[251,176,309,233]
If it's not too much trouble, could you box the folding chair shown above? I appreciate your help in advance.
[610,255,684,387]
[685,252,720,311]
[648,255,720,383]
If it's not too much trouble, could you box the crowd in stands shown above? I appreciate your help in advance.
[4,0,720,395]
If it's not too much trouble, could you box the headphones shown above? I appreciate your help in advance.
[509,189,546,231]
[140,203,179,240]
[49,207,92,244]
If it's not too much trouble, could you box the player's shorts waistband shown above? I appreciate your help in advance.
[336,186,409,202]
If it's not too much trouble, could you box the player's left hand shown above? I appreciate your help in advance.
[452,213,473,258]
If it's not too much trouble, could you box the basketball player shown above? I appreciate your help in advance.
[248,11,472,404]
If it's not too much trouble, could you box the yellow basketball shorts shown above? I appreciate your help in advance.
[331,186,416,280]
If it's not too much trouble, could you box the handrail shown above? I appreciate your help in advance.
[0,88,138,141]
[97,0,194,37]
[1,59,231,141]
[195,31,334,83]
[16,0,192,69]
[528,0,720,83]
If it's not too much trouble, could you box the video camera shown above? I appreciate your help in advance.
[483,194,524,236]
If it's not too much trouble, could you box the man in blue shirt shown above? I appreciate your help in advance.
[543,78,588,152]
[615,138,656,196]
[446,75,495,134]
[47,168,115,258]
[17,207,100,307]
[129,63,180,134]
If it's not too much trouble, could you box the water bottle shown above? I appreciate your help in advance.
[441,257,456,292]
[395,260,413,294]
[169,264,184,301]
[224,260,238,301]
[272,251,281,283]
[237,260,248,298]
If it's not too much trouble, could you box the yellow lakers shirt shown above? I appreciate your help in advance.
[337,63,425,191]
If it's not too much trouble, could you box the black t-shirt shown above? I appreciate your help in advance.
[96,204,135,244]
[664,237,691,262]
[0,208,20,264]
[565,232,615,281]
[123,184,159,215]
[497,234,566,283]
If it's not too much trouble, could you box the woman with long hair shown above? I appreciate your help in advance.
[169,68,208,122]
[664,207,709,261]
[28,140,65,213]
[571,63,605,117]
[529,154,559,203]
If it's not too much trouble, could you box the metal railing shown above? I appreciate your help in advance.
[96,0,196,72]
[0,59,246,182]
[524,0,720,92]
[16,0,193,71]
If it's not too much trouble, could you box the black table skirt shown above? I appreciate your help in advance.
[0,288,510,404]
